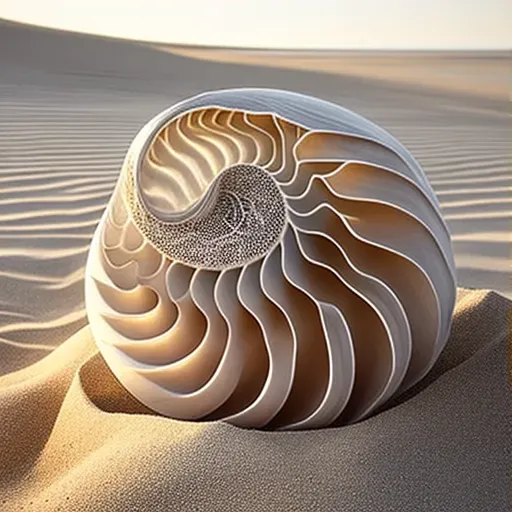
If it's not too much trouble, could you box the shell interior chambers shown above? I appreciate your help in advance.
[86,94,456,430]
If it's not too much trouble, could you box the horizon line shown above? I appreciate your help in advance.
[1,17,510,53]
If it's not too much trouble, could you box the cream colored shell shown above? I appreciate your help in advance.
[85,89,456,430]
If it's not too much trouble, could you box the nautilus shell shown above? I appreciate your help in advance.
[85,89,456,430]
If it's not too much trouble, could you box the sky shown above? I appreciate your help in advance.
[0,0,510,50]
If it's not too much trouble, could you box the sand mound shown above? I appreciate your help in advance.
[0,288,510,511]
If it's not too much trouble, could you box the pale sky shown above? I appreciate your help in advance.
[0,0,510,50]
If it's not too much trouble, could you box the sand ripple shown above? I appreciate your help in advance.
[0,20,509,374]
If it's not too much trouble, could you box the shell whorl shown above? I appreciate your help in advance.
[85,89,456,430]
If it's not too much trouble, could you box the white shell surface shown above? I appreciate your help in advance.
[85,88,456,430]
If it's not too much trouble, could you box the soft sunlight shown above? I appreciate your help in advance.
[1,0,510,49]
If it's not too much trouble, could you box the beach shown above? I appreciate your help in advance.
[0,20,510,511]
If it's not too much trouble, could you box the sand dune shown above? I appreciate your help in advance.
[0,19,510,511]
[1,21,509,370]
[160,46,510,100]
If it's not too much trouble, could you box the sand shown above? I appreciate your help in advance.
[0,19,510,511]
[161,46,510,100]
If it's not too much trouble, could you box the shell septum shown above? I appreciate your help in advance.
[85,89,456,430]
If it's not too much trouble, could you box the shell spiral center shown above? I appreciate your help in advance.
[126,163,287,270]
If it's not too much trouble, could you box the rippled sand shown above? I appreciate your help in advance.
[0,20,510,512]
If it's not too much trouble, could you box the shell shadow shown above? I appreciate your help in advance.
[80,353,156,416]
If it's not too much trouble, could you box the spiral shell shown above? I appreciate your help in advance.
[85,89,456,429]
